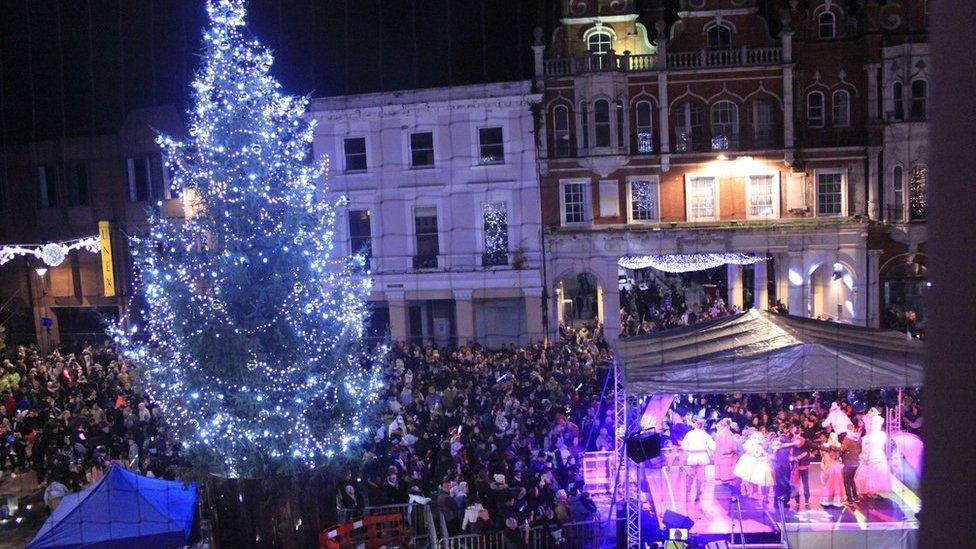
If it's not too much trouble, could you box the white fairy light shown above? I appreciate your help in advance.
[110,0,383,478]
[618,253,768,273]
[0,236,101,267]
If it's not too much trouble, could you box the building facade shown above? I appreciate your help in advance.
[308,82,545,347]
[533,0,929,340]
[0,106,185,349]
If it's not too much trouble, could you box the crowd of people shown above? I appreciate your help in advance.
[664,390,922,509]
[620,278,737,338]
[342,338,616,541]
[0,343,182,511]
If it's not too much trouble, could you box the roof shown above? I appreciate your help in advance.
[29,465,198,549]
[617,309,924,395]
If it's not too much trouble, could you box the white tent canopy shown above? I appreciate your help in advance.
[617,309,924,395]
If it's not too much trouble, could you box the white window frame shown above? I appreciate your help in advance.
[410,202,442,268]
[476,126,506,165]
[818,11,836,39]
[587,31,612,56]
[346,208,374,259]
[710,100,739,150]
[807,91,825,127]
[626,176,660,224]
[559,179,591,226]
[684,174,720,222]
[891,165,905,221]
[832,89,851,127]
[706,25,732,50]
[342,136,369,172]
[745,172,781,220]
[634,100,654,154]
[406,130,436,169]
[477,199,511,267]
[814,169,848,218]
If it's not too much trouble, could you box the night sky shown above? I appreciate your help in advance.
[0,0,559,144]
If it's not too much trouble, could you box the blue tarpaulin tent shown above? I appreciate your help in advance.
[28,465,198,549]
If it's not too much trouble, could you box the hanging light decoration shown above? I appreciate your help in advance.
[618,253,768,273]
[0,236,101,267]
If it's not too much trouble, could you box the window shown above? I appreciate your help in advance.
[687,176,718,221]
[635,101,654,154]
[892,82,905,121]
[710,101,739,150]
[65,163,89,206]
[553,105,571,157]
[629,178,659,222]
[674,102,704,152]
[832,90,851,127]
[157,156,175,199]
[910,80,927,120]
[127,157,152,202]
[747,174,778,218]
[816,172,845,217]
[37,166,57,208]
[753,100,775,148]
[818,12,836,39]
[343,137,367,172]
[348,209,372,263]
[594,100,612,148]
[413,206,439,269]
[587,31,612,68]
[482,202,509,266]
[909,164,926,220]
[706,25,732,50]
[892,166,905,221]
[409,132,434,167]
[478,127,504,164]
[578,102,590,151]
[561,181,589,224]
[616,101,625,148]
[807,91,825,127]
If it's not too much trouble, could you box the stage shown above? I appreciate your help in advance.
[641,461,920,546]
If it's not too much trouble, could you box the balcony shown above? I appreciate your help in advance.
[666,47,782,69]
[541,46,781,76]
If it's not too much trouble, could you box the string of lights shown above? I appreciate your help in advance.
[110,0,383,478]
[0,236,100,267]
[618,253,768,274]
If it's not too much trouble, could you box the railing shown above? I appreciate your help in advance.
[666,46,782,69]
[542,51,658,76]
[441,518,616,549]
[338,502,439,549]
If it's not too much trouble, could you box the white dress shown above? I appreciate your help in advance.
[733,435,773,487]
[681,428,716,466]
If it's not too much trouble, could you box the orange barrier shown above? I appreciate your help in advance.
[320,511,406,548]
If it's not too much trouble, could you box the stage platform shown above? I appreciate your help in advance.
[642,462,919,547]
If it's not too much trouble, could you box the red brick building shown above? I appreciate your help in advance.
[533,0,929,339]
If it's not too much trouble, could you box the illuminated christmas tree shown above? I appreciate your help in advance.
[113,0,382,478]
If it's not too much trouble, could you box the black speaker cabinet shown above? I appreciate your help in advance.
[625,431,662,463]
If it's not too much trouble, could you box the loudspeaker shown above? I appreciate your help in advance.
[626,431,662,463]
[662,510,695,531]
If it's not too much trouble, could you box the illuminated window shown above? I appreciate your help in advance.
[482,202,509,266]
[816,172,845,217]
[635,101,654,154]
[687,176,718,221]
[478,127,505,164]
[748,175,778,218]
[674,102,703,152]
[629,178,659,222]
[711,101,739,150]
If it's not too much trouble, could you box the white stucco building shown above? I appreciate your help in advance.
[308,81,544,347]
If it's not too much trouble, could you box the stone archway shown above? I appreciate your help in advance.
[554,271,602,328]
[808,261,858,323]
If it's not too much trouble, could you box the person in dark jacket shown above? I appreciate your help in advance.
[840,424,862,503]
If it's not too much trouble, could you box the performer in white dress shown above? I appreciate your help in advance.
[680,419,716,502]
[855,408,893,497]
[821,402,853,433]
[734,431,774,502]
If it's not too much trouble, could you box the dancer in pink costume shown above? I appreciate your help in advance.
[855,408,893,497]
[734,431,773,502]
[713,418,739,485]
[819,433,845,507]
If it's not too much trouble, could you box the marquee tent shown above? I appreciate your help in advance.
[617,309,924,395]
[28,465,198,549]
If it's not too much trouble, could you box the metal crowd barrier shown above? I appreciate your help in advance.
[441,518,619,549]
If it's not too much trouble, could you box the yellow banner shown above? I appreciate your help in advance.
[98,221,116,297]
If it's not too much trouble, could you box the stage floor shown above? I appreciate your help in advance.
[644,462,920,536]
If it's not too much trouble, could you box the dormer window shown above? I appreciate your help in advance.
[587,31,612,56]
[706,25,732,50]
[818,12,836,39]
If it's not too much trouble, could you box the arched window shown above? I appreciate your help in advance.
[587,31,612,68]
[710,101,739,150]
[616,101,626,148]
[910,80,927,120]
[594,99,612,148]
[807,91,825,127]
[578,101,589,150]
[674,102,703,152]
[832,89,851,127]
[892,166,905,221]
[909,164,927,220]
[892,82,905,121]
[635,101,654,154]
[706,25,732,50]
[818,12,836,39]
[752,100,775,148]
[553,105,570,157]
